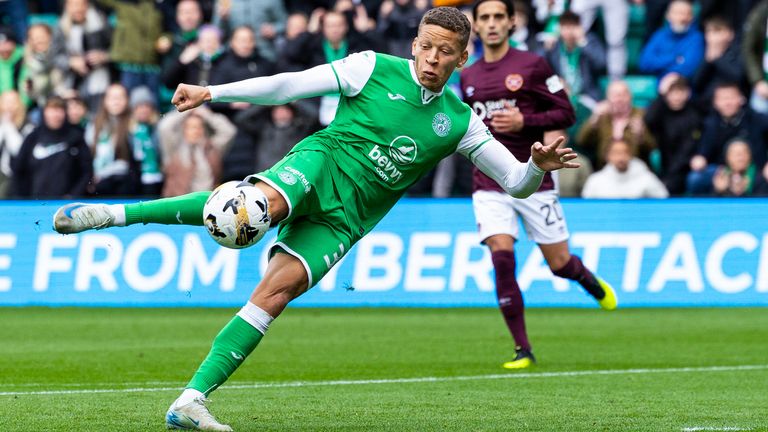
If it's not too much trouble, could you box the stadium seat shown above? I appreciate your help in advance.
[28,13,59,28]
[599,75,659,109]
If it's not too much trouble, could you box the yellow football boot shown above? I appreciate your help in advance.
[502,347,536,369]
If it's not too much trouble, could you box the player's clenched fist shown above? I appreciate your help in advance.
[172,83,212,112]
[530,135,580,171]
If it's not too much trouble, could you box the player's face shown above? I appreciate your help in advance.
[473,1,513,48]
[412,24,468,92]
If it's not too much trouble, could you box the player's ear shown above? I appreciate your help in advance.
[457,50,469,68]
[411,37,418,57]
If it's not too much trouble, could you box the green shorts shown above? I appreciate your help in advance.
[249,149,364,288]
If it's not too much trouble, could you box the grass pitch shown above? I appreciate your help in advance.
[1,307,767,431]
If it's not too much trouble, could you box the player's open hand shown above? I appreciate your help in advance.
[530,135,580,171]
[172,83,211,112]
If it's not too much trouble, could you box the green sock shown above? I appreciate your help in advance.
[186,316,264,395]
[124,191,210,226]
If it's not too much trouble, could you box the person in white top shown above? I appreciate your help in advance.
[582,139,670,199]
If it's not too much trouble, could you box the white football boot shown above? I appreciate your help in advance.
[165,396,233,431]
[52,203,115,234]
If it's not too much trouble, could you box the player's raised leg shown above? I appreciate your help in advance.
[52,184,288,234]
[540,242,618,310]
[166,252,307,431]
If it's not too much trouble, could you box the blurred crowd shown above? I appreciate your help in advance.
[1,0,768,199]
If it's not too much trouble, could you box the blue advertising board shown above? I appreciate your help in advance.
[0,199,766,307]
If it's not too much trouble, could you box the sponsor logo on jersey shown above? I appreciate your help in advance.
[432,113,451,137]
[546,75,564,94]
[388,135,418,165]
[471,99,516,120]
[368,145,404,184]
[504,74,524,92]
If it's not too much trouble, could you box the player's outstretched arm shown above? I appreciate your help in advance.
[171,64,344,113]
[466,135,579,199]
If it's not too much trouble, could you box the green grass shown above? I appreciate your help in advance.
[1,308,767,431]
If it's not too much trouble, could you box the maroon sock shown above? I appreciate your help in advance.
[552,255,605,300]
[491,250,530,351]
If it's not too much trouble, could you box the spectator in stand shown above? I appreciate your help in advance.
[743,0,768,114]
[712,138,768,196]
[0,91,33,197]
[157,105,236,197]
[209,25,276,118]
[11,96,92,198]
[209,25,277,181]
[0,26,24,97]
[577,80,656,169]
[66,95,89,129]
[275,13,309,71]
[158,0,203,87]
[0,0,28,46]
[377,0,429,58]
[687,82,768,194]
[22,24,62,111]
[532,0,566,51]
[283,9,378,124]
[509,0,540,52]
[693,16,743,111]
[86,83,141,196]
[93,0,165,96]
[645,73,701,195]
[233,102,320,174]
[129,86,163,196]
[570,0,628,79]
[582,139,670,199]
[542,11,606,109]
[162,25,226,89]
[639,0,704,80]
[52,0,112,112]
[213,0,287,62]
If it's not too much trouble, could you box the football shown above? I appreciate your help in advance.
[202,181,271,249]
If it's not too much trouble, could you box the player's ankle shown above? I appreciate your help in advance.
[175,388,204,407]
[107,204,126,226]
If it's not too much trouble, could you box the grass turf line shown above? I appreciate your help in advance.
[1,307,767,431]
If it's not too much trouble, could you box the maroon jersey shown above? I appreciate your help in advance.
[460,48,575,193]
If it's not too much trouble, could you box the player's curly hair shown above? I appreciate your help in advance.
[419,7,471,51]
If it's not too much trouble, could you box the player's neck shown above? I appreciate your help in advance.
[483,42,509,63]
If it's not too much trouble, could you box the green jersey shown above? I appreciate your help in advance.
[209,50,543,287]
[288,52,492,227]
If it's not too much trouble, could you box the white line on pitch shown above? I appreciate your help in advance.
[2,364,767,397]
[682,427,753,431]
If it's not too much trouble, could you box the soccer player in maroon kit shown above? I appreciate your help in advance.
[461,0,618,369]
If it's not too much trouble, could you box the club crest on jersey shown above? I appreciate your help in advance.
[505,74,524,92]
[388,135,418,165]
[278,170,297,185]
[432,113,451,137]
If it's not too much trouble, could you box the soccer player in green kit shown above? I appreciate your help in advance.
[53,7,579,431]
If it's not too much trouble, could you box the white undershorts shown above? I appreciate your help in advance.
[472,189,570,245]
